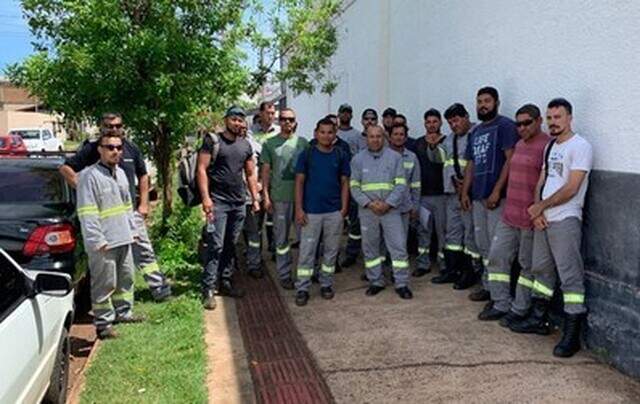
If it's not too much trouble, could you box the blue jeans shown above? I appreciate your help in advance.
[202,201,246,292]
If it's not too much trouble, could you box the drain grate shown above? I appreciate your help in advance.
[235,273,334,404]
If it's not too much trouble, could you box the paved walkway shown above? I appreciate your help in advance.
[207,253,640,403]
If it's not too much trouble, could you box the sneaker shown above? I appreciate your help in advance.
[97,327,118,340]
[395,286,413,300]
[468,289,490,302]
[295,291,309,306]
[280,278,295,290]
[115,314,147,324]
[320,287,335,300]
[202,290,217,310]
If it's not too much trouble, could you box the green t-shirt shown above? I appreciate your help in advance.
[261,134,308,202]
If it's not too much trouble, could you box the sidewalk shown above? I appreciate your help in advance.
[273,259,640,403]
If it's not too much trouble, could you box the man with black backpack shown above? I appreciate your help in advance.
[197,106,260,310]
[293,117,350,306]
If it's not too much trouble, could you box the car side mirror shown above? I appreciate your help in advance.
[33,272,73,297]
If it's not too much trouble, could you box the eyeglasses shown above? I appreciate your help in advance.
[279,117,296,123]
[104,123,123,129]
[100,144,123,151]
[516,119,535,127]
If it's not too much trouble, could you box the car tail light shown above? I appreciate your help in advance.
[23,223,76,256]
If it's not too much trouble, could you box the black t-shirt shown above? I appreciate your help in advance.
[415,137,445,196]
[65,138,147,205]
[199,134,252,204]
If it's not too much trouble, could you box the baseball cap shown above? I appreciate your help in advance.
[361,108,378,119]
[338,103,353,113]
[225,105,246,118]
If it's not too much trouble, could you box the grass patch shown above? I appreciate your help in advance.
[81,198,208,403]
[64,139,81,151]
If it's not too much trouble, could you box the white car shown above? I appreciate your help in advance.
[0,248,74,404]
[8,128,63,152]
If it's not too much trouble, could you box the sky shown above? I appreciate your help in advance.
[0,0,34,75]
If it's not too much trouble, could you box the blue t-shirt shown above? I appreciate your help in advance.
[464,115,519,200]
[295,146,351,214]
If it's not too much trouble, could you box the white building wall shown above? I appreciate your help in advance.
[289,0,640,173]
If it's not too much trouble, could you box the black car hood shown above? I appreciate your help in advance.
[0,203,74,221]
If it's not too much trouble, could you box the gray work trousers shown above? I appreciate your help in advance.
[472,200,504,289]
[531,217,586,314]
[243,205,264,272]
[360,208,409,288]
[132,211,171,299]
[295,211,343,292]
[88,244,135,331]
[444,194,478,258]
[416,195,447,269]
[274,201,295,281]
[486,219,534,313]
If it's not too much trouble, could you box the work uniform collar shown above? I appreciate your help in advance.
[98,161,117,178]
[367,146,384,158]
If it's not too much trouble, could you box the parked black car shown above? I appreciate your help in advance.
[0,157,86,285]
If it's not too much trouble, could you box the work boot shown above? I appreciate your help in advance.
[280,278,295,290]
[395,286,413,300]
[219,279,246,298]
[340,255,357,268]
[468,289,490,302]
[97,327,118,340]
[412,267,431,278]
[453,253,477,289]
[115,313,147,324]
[152,284,173,302]
[432,271,457,284]
[295,291,309,306]
[553,313,584,358]
[365,285,385,296]
[202,290,217,310]
[509,299,551,335]
[499,311,527,328]
[478,301,507,321]
[320,286,335,300]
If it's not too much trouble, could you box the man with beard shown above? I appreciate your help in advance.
[461,87,519,302]
[261,108,309,289]
[382,107,397,138]
[479,104,550,322]
[197,106,260,310]
[414,109,448,276]
[510,98,593,358]
[341,108,379,268]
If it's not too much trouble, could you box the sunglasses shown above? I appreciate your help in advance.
[104,123,123,129]
[516,119,535,127]
[363,117,377,121]
[100,144,123,151]
[279,117,296,123]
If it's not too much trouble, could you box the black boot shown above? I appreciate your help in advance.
[553,313,584,358]
[509,298,551,335]
[453,253,477,289]
[218,278,246,298]
[432,250,459,284]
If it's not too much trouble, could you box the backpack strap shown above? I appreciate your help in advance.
[539,138,557,199]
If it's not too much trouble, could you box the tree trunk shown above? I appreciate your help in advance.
[153,122,173,228]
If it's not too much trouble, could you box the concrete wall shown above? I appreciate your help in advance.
[289,0,640,377]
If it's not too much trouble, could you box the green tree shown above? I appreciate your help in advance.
[8,0,341,222]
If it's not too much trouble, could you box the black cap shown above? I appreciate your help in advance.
[382,107,397,118]
[338,103,353,113]
[225,105,246,118]
[361,108,378,119]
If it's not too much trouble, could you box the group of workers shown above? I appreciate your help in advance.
[67,85,593,359]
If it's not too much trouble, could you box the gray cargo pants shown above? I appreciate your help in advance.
[360,208,409,288]
[295,211,343,292]
[486,219,534,313]
[530,217,586,314]
[444,194,478,258]
[243,205,264,272]
[132,211,171,300]
[472,200,504,290]
[274,201,295,281]
[88,244,135,331]
[416,195,447,269]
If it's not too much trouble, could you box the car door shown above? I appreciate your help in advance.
[0,253,52,404]
[42,129,55,151]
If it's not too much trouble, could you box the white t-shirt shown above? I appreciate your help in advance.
[542,134,593,222]
[337,127,363,157]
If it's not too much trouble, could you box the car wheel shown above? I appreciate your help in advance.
[42,327,70,404]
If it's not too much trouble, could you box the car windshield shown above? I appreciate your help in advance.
[11,130,40,140]
[0,166,65,203]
